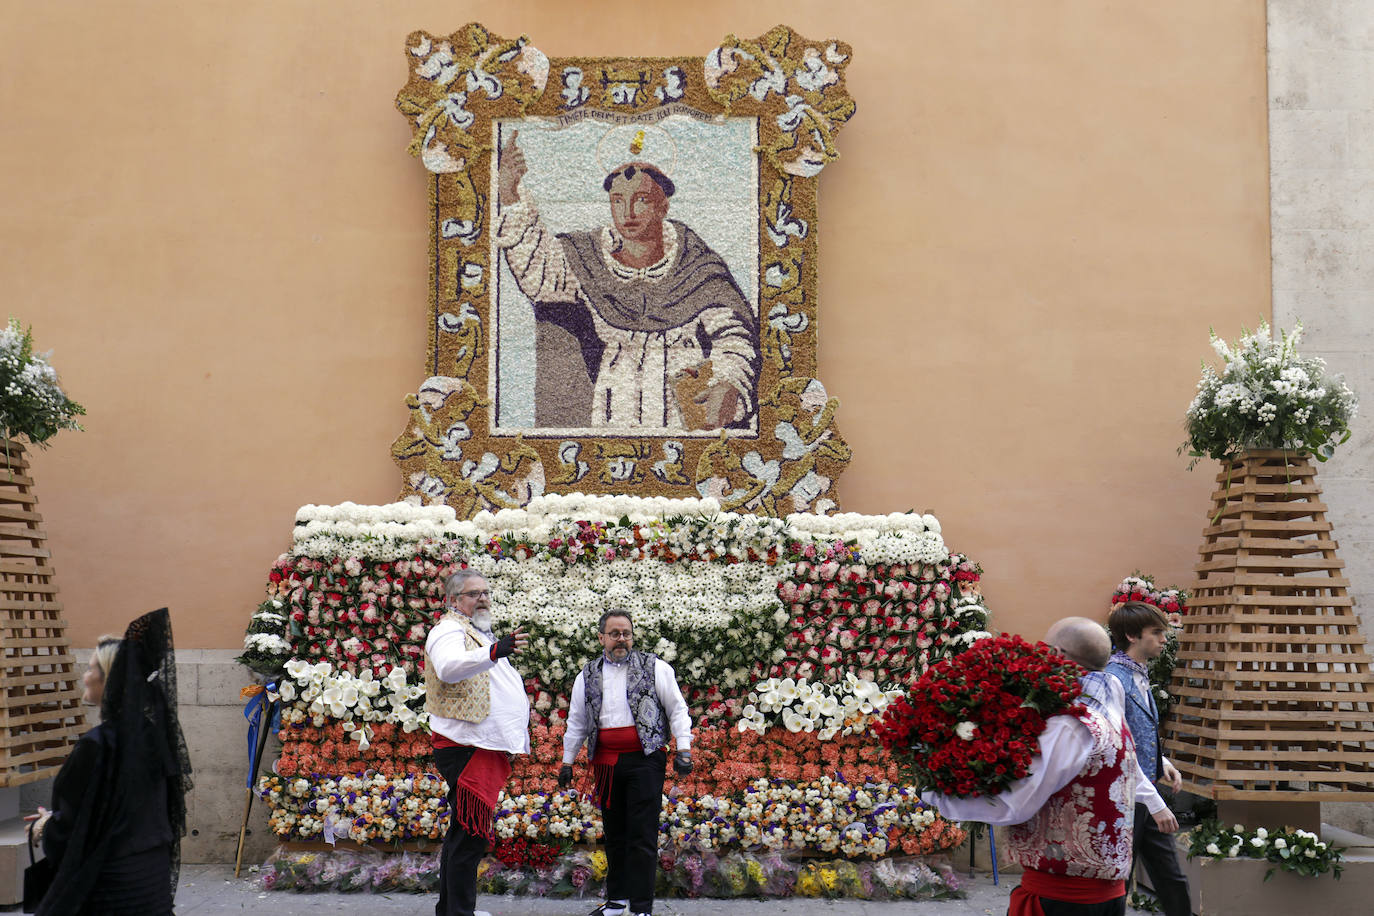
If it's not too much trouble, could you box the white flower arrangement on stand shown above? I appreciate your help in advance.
[1183,320,1358,466]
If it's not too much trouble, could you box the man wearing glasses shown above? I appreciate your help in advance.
[425,569,529,916]
[558,611,693,916]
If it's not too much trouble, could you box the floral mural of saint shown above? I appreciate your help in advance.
[494,128,759,432]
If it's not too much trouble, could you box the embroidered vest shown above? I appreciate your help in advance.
[1005,706,1138,881]
[423,612,491,723]
[1106,659,1161,782]
[582,650,667,758]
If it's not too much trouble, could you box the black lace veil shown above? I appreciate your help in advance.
[37,608,194,915]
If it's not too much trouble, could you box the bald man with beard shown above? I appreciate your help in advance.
[922,619,1176,916]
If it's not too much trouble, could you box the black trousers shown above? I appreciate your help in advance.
[1132,803,1192,916]
[1033,897,1126,916]
[434,745,487,916]
[602,749,666,914]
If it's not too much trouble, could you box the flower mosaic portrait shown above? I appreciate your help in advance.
[391,24,857,517]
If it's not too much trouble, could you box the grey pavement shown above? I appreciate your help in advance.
[175,863,1017,914]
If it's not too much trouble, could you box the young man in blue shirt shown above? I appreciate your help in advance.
[1106,601,1192,916]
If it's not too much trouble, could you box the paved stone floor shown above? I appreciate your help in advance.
[174,863,1017,914]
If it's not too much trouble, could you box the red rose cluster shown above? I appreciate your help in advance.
[873,633,1083,798]
[491,837,564,870]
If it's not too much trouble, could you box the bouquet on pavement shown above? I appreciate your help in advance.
[873,633,1083,798]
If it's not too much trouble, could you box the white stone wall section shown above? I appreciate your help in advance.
[1269,0,1374,834]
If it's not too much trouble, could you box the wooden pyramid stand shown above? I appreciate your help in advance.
[0,439,84,789]
[1164,449,1374,821]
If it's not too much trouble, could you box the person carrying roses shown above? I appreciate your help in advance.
[922,617,1176,916]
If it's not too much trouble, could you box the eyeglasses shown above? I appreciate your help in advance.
[450,589,490,600]
[602,629,633,639]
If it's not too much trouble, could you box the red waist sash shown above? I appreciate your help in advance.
[591,726,642,807]
[592,726,643,765]
[1010,869,1126,916]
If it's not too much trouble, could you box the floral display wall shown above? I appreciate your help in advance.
[243,495,990,897]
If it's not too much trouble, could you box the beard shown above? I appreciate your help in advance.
[471,609,493,631]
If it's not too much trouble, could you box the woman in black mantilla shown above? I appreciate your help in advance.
[26,608,193,915]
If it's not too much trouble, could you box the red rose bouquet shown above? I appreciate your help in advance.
[873,633,1084,798]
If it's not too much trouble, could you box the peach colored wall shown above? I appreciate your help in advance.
[0,1,1270,648]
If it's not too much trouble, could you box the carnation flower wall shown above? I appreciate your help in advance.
[246,495,985,893]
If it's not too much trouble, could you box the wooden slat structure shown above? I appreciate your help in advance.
[1164,450,1374,800]
[0,439,84,788]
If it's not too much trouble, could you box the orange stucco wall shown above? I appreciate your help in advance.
[1,1,1270,648]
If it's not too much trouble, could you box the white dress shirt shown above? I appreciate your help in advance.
[562,655,693,764]
[425,616,530,754]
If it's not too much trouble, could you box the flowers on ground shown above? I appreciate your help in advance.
[260,846,963,900]
[1184,320,1358,465]
[873,633,1083,797]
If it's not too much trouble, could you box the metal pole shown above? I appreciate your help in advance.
[234,697,277,877]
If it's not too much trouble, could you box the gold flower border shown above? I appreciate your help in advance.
[392,23,854,518]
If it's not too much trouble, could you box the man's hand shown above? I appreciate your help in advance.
[1160,758,1183,793]
[489,627,528,661]
[497,130,526,205]
[557,764,573,789]
[673,751,693,776]
[1152,807,1179,834]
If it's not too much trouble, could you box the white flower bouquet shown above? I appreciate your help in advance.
[1183,321,1358,466]
[0,319,84,447]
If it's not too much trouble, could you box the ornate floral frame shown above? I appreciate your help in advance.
[392,24,854,518]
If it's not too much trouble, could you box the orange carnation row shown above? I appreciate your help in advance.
[276,722,436,777]
[505,723,901,797]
